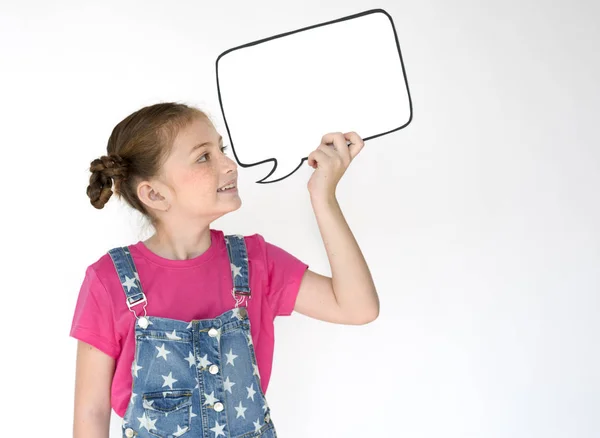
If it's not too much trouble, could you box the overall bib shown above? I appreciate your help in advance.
[108,234,277,438]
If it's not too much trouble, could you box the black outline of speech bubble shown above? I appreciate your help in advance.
[215,8,413,184]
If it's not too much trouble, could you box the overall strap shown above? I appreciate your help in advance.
[107,247,148,317]
[224,234,251,306]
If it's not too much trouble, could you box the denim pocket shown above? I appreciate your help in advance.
[142,389,192,438]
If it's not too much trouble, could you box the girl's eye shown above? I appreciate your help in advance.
[197,145,229,163]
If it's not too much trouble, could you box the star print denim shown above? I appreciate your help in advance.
[108,235,277,438]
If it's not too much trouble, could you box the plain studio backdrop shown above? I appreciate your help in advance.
[1,0,598,437]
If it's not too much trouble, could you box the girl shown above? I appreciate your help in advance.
[71,102,379,438]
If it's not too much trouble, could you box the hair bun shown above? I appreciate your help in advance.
[86,153,129,209]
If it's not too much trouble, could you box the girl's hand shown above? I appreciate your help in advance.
[307,131,365,200]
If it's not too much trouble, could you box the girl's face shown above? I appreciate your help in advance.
[157,117,241,220]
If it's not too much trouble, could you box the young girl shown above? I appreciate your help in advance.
[71,102,379,438]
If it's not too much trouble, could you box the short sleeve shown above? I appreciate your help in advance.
[262,236,309,317]
[69,266,120,359]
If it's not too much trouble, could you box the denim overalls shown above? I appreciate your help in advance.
[108,234,277,438]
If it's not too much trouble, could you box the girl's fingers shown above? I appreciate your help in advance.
[308,148,329,168]
[343,131,365,159]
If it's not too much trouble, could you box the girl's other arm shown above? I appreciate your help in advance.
[294,196,379,325]
[73,340,114,438]
[294,131,379,325]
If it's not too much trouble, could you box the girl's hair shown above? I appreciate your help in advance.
[86,102,209,223]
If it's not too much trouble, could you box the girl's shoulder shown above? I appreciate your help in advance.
[220,229,268,252]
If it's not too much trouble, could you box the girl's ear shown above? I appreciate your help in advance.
[137,180,170,212]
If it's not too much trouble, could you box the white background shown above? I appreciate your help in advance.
[1,1,599,437]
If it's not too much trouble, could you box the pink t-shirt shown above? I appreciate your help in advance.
[69,229,308,418]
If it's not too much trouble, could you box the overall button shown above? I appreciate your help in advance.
[125,428,134,437]
[209,364,219,374]
[208,328,219,337]
[239,308,248,319]
[137,317,149,329]
[214,402,224,412]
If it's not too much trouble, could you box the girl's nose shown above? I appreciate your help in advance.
[222,153,237,171]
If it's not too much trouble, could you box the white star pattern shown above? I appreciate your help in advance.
[122,275,138,292]
[223,376,236,393]
[203,391,219,406]
[231,263,242,279]
[142,399,154,409]
[235,400,247,418]
[253,418,262,432]
[197,354,212,368]
[161,372,177,389]
[184,351,196,367]
[130,392,137,404]
[210,421,226,437]
[166,330,182,340]
[246,383,256,401]
[156,343,171,360]
[226,348,238,366]
[132,361,142,377]
[137,412,157,431]
[173,425,189,436]
[134,272,140,282]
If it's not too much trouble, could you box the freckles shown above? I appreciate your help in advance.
[178,170,197,185]
[178,168,213,192]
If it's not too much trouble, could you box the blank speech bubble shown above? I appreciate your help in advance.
[215,8,412,183]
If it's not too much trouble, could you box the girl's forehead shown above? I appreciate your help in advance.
[172,119,219,153]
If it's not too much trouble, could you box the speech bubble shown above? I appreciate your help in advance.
[215,8,412,183]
